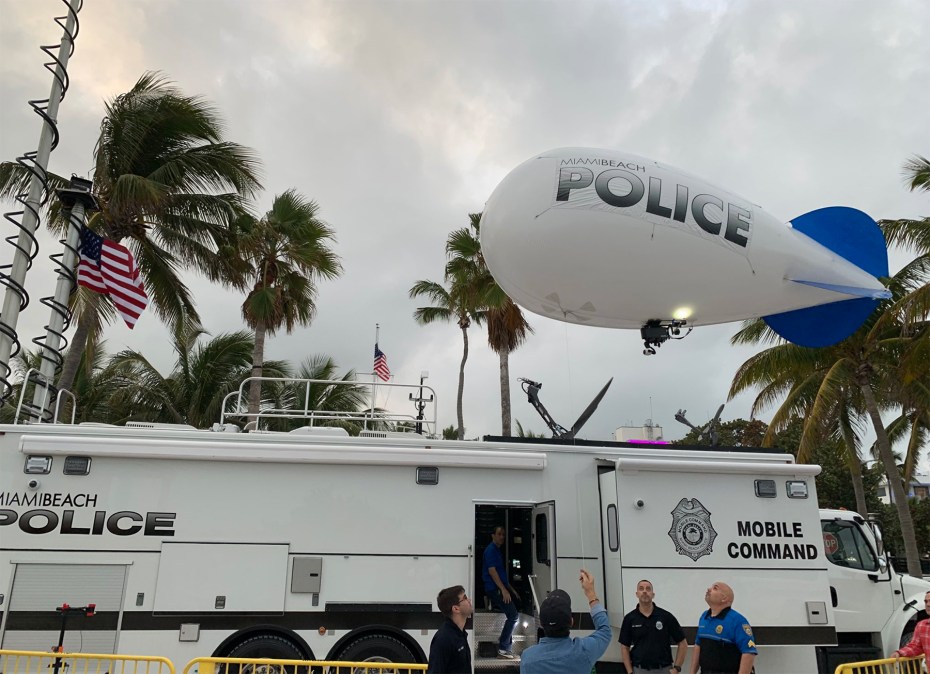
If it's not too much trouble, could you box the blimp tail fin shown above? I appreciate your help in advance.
[763,297,880,348]
[764,206,890,347]
[789,206,888,277]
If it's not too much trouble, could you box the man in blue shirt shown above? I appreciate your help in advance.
[520,569,612,674]
[482,525,521,658]
[690,582,756,674]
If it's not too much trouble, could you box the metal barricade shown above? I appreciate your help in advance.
[184,657,426,674]
[0,650,176,674]
[834,655,926,674]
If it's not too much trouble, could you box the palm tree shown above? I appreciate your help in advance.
[445,213,533,436]
[0,72,263,395]
[731,156,930,577]
[409,270,485,440]
[730,270,925,577]
[109,324,289,429]
[878,154,930,493]
[902,154,930,192]
[237,190,342,417]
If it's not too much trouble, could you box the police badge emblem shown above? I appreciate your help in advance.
[667,497,717,561]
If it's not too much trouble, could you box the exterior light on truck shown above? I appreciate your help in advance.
[63,456,91,475]
[786,480,809,498]
[416,466,439,485]
[24,456,52,474]
[754,479,777,498]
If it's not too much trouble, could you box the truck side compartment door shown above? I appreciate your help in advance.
[1,562,127,653]
[598,467,623,626]
[531,501,556,608]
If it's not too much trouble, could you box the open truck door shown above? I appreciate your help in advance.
[530,501,556,613]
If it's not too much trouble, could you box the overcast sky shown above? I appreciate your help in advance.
[0,1,927,461]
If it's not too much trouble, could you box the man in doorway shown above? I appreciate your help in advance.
[691,581,756,674]
[428,585,473,673]
[620,579,688,674]
[482,525,521,658]
[520,568,611,673]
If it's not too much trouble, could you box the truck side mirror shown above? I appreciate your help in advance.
[868,521,885,556]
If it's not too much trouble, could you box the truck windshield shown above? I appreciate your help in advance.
[821,520,879,571]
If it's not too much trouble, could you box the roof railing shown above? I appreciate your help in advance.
[220,376,438,436]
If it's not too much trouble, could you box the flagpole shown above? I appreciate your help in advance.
[370,323,379,430]
[0,0,82,400]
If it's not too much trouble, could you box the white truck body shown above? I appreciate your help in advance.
[0,420,924,672]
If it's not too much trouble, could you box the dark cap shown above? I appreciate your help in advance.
[540,589,572,629]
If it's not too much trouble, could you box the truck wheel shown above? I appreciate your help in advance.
[900,629,914,649]
[336,634,417,666]
[226,634,310,674]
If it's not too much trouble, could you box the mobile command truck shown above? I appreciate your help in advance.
[0,412,925,671]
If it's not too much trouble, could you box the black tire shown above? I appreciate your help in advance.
[900,629,915,649]
[225,634,311,674]
[336,634,417,665]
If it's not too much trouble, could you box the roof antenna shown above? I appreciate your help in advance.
[519,377,613,440]
[675,404,725,447]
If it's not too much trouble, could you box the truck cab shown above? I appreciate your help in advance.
[820,508,929,659]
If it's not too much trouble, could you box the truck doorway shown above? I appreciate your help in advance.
[473,503,554,663]
[474,503,557,612]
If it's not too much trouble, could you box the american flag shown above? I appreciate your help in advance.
[373,343,391,381]
[77,227,149,329]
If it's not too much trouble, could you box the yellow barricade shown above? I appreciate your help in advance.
[0,650,176,674]
[834,655,926,674]
[184,656,427,674]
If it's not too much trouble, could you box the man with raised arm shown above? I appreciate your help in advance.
[520,569,611,673]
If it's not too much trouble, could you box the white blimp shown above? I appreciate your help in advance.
[480,147,891,353]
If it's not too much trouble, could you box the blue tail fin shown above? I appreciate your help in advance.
[789,206,888,277]
[763,207,888,348]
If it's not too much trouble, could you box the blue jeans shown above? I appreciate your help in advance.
[488,589,519,650]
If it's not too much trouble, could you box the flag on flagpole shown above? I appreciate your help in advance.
[77,227,149,329]
[373,343,391,381]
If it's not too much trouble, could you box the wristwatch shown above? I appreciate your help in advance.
[671,666,682,672]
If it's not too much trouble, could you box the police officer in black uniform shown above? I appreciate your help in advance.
[690,581,757,674]
[428,585,473,673]
[619,579,688,674]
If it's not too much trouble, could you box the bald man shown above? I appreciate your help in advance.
[690,582,756,674]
